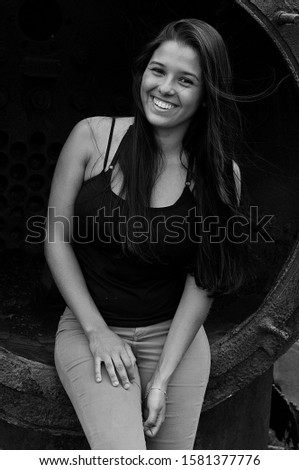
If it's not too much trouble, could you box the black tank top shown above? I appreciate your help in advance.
[72,118,199,327]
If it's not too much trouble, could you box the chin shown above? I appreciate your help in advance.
[144,109,175,128]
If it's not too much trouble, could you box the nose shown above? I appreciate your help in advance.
[158,77,175,96]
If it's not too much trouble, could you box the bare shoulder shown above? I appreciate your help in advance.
[83,116,134,154]
[66,116,134,152]
[86,116,134,137]
[48,117,135,211]
[79,116,134,179]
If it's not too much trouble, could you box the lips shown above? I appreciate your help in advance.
[151,96,178,111]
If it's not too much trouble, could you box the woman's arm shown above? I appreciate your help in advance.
[143,274,212,437]
[152,275,211,388]
[45,117,136,389]
[45,119,105,333]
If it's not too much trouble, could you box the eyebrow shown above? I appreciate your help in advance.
[149,61,200,82]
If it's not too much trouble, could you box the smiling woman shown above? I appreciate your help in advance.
[45,18,247,450]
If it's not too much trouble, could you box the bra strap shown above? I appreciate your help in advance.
[103,117,116,171]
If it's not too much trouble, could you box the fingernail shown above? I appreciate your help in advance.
[96,377,101,383]
[124,383,130,390]
[113,381,119,386]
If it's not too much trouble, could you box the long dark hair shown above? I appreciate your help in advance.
[115,18,247,296]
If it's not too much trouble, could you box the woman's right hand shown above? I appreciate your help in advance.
[87,327,136,389]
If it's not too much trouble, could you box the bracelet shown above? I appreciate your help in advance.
[144,387,168,400]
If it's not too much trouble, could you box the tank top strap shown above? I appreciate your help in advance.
[102,117,116,171]
[107,124,133,170]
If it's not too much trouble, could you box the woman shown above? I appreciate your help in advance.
[45,18,243,450]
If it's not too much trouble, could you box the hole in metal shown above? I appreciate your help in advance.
[0,175,8,192]
[0,152,8,168]
[29,131,46,147]
[11,142,27,159]
[11,164,27,180]
[0,130,9,147]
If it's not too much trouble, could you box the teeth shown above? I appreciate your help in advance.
[153,97,176,110]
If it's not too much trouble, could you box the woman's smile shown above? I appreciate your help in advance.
[151,95,179,111]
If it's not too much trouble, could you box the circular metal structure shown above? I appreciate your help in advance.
[0,0,299,448]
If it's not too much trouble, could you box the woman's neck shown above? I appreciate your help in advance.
[154,125,186,161]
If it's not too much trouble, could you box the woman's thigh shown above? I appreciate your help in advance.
[135,322,211,450]
[54,307,146,450]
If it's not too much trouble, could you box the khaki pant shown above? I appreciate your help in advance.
[55,307,211,450]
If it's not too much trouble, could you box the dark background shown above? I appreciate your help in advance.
[0,0,298,335]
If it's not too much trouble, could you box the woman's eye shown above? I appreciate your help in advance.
[179,77,193,86]
[150,67,164,75]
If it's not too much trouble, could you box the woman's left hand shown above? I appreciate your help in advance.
[143,383,167,438]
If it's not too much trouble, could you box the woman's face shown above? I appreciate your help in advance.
[140,40,204,135]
